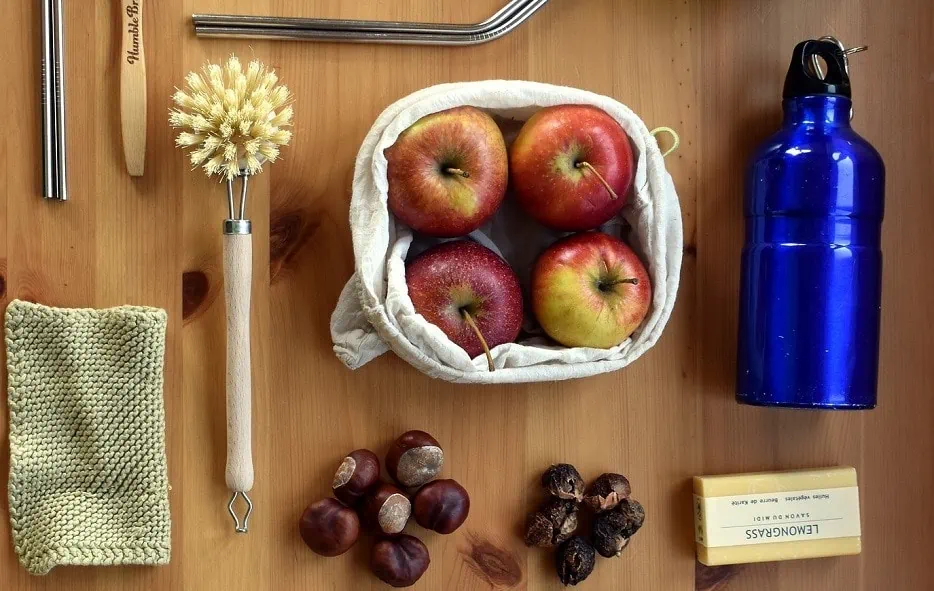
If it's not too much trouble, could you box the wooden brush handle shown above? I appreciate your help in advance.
[224,233,254,493]
[120,0,146,176]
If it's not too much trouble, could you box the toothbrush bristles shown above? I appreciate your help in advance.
[170,56,293,181]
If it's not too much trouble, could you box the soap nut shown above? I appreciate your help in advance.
[583,473,631,512]
[592,498,645,558]
[524,497,579,547]
[555,536,596,586]
[332,449,381,505]
[363,482,412,535]
[413,479,470,534]
[542,464,585,503]
[386,430,445,488]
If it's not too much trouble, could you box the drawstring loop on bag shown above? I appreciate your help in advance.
[650,127,680,158]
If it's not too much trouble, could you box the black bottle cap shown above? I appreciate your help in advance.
[783,39,851,99]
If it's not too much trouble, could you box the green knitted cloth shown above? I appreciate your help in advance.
[5,300,171,575]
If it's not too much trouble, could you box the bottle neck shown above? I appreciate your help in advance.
[783,95,852,128]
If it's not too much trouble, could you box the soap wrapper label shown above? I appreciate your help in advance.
[695,487,861,548]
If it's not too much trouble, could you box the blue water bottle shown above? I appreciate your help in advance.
[737,38,884,409]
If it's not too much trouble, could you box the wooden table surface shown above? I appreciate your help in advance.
[2,0,932,589]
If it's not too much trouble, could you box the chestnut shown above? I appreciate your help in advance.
[363,482,412,535]
[370,534,431,588]
[413,479,470,534]
[386,430,444,488]
[332,449,381,505]
[298,498,360,557]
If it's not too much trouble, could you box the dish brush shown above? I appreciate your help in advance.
[170,56,293,533]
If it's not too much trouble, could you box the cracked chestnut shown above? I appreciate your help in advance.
[332,449,380,505]
[363,482,412,535]
[386,430,445,488]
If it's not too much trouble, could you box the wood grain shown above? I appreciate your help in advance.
[1,1,932,590]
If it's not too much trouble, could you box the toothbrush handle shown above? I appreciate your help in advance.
[120,0,146,176]
[224,232,254,494]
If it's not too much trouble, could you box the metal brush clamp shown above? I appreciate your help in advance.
[224,172,253,236]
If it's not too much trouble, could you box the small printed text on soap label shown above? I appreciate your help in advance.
[695,487,861,548]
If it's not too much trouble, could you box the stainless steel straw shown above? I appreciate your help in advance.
[192,0,550,45]
[40,0,67,201]
[53,0,67,201]
[40,0,55,198]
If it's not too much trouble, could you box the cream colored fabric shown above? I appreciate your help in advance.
[330,81,683,384]
[5,300,171,575]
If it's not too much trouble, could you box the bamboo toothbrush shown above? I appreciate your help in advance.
[170,56,293,533]
[121,0,146,176]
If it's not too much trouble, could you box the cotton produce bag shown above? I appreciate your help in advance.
[330,81,682,384]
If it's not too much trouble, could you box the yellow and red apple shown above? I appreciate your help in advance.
[510,105,634,232]
[386,106,508,237]
[532,232,650,349]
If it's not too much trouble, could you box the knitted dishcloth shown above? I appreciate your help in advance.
[5,300,171,575]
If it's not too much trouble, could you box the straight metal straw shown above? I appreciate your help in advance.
[52,0,67,201]
[40,0,55,198]
[40,0,67,201]
[192,0,549,45]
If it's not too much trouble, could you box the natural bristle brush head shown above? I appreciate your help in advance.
[170,56,293,181]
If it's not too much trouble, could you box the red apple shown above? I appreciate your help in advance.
[386,106,508,237]
[532,232,651,349]
[510,105,634,232]
[406,240,523,369]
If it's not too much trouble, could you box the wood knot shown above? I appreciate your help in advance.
[182,270,211,323]
[462,533,522,589]
[683,244,697,257]
[270,210,318,282]
[695,561,742,591]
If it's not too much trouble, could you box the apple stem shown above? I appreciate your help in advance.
[575,161,618,200]
[605,278,640,287]
[445,168,471,179]
[461,309,495,372]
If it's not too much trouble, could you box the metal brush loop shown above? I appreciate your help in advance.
[228,491,254,533]
[224,172,252,235]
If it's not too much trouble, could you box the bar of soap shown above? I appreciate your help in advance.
[693,467,861,566]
